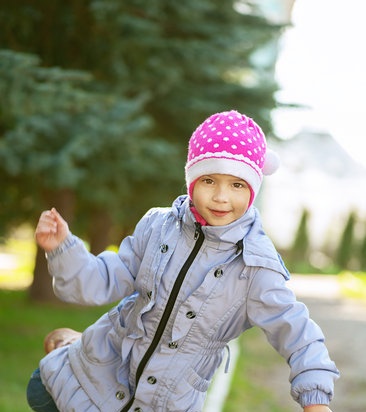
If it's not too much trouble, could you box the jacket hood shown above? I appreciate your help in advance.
[243,208,290,280]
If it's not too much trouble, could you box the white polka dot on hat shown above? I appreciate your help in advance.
[185,110,279,206]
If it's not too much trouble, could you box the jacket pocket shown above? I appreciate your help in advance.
[185,367,211,392]
[165,367,210,411]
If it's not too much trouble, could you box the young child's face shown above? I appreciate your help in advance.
[192,174,251,226]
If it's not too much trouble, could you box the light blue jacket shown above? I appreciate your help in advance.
[40,195,339,411]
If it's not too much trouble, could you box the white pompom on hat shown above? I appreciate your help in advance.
[185,110,280,206]
[262,148,281,176]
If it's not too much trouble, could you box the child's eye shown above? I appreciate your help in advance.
[233,182,244,188]
[203,178,214,185]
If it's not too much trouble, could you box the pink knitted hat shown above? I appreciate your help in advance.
[185,110,279,206]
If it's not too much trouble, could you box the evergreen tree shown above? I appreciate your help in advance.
[336,212,356,270]
[287,209,311,273]
[0,1,281,136]
[0,50,178,300]
[359,222,366,271]
[0,1,283,300]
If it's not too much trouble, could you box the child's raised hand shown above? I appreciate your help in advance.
[35,208,69,252]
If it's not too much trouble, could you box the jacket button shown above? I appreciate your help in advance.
[147,376,157,384]
[160,244,169,253]
[134,408,143,412]
[214,268,223,278]
[147,290,152,299]
[168,341,178,349]
[115,390,125,400]
[186,311,196,319]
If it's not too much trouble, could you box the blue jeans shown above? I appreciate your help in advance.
[27,368,59,412]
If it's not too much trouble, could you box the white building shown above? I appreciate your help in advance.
[261,129,366,254]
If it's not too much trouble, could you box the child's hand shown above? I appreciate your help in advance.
[304,406,332,412]
[44,328,82,353]
[35,208,69,252]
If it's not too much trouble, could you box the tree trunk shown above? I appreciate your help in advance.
[29,188,76,302]
[88,209,113,255]
[29,245,56,302]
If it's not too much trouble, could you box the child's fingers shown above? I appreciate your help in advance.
[35,226,56,237]
[50,207,68,228]
[50,207,60,218]
[36,211,57,233]
[35,210,59,240]
[35,209,69,251]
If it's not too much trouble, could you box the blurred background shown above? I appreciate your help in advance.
[0,0,365,411]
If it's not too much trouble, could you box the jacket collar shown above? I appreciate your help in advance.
[173,195,290,280]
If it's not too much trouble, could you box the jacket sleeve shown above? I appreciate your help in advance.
[46,209,154,306]
[246,268,340,407]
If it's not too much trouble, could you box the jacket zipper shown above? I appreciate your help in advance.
[120,223,204,412]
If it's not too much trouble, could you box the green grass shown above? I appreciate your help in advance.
[0,289,112,412]
[339,271,366,299]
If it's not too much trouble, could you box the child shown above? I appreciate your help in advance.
[27,110,339,412]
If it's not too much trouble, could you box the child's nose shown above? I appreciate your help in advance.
[212,187,229,202]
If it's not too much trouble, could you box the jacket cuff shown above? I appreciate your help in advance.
[298,389,330,408]
[45,233,77,260]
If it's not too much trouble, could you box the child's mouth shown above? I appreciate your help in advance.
[210,210,230,217]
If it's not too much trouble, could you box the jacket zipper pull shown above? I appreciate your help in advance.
[194,222,202,240]
[236,239,244,254]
